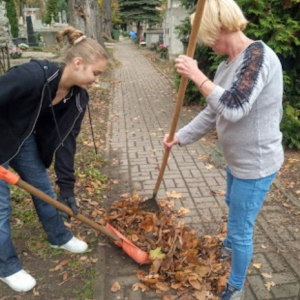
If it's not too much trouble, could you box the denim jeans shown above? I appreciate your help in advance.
[223,167,277,290]
[0,135,72,277]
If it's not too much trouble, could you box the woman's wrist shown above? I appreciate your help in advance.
[199,78,209,90]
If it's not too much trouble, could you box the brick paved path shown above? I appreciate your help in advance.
[94,41,300,300]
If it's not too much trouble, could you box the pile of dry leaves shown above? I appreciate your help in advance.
[102,192,231,300]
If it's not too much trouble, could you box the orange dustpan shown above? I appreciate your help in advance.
[0,166,151,265]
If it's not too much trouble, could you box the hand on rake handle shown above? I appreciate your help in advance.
[163,134,179,150]
[57,196,78,222]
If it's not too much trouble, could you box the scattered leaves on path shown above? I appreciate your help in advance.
[103,191,230,299]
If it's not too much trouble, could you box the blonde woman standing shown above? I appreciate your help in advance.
[0,26,107,292]
[164,0,284,299]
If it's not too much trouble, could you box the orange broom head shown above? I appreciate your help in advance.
[106,223,151,265]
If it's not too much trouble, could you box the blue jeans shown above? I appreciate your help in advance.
[223,167,277,290]
[0,135,72,277]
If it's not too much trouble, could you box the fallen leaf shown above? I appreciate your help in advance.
[156,281,170,292]
[205,164,214,170]
[149,247,166,260]
[132,282,149,292]
[188,279,202,290]
[49,260,69,272]
[63,272,68,281]
[98,242,107,247]
[33,288,40,296]
[252,263,262,269]
[261,273,273,279]
[166,191,182,199]
[264,281,276,291]
[177,207,190,216]
[194,289,206,300]
[111,281,121,292]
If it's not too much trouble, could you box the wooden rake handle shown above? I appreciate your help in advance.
[153,0,207,195]
[0,166,120,242]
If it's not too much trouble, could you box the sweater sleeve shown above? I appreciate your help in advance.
[176,105,216,147]
[207,42,270,123]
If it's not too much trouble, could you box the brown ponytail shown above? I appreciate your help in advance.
[56,26,108,64]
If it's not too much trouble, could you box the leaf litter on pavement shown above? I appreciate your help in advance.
[103,191,231,300]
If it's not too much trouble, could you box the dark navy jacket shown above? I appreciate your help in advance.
[0,59,89,197]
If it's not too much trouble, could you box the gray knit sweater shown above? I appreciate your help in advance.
[176,41,284,179]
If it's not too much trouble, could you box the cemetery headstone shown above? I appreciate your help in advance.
[26,16,38,46]
[62,10,67,23]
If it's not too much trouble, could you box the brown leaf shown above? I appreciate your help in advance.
[156,282,170,292]
[62,272,68,281]
[49,259,69,272]
[188,279,202,290]
[166,191,182,199]
[217,275,228,293]
[194,289,206,300]
[264,281,276,291]
[33,288,40,296]
[132,282,149,292]
[111,281,121,292]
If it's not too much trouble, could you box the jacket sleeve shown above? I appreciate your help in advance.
[54,108,86,198]
[0,64,37,107]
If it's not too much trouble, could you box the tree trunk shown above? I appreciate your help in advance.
[102,0,112,38]
[68,0,104,46]
[136,21,141,44]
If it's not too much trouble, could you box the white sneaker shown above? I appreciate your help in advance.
[51,236,88,253]
[0,269,36,292]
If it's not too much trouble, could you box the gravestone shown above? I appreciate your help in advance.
[62,10,67,23]
[26,16,38,46]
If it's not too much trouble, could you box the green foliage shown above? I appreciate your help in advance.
[5,0,19,38]
[43,0,59,24]
[118,0,162,24]
[281,103,300,149]
[175,0,300,148]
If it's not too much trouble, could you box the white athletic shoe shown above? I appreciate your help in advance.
[51,236,88,253]
[0,269,36,292]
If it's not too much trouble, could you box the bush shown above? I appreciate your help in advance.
[281,104,300,149]
[5,0,18,38]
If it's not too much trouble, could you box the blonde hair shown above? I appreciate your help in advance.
[56,26,108,64]
[191,0,248,46]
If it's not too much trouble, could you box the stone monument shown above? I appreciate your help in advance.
[62,10,67,24]
[26,15,38,46]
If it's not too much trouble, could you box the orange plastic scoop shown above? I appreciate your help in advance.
[0,166,151,265]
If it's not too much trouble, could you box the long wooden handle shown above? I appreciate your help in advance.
[16,178,121,242]
[153,0,207,195]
